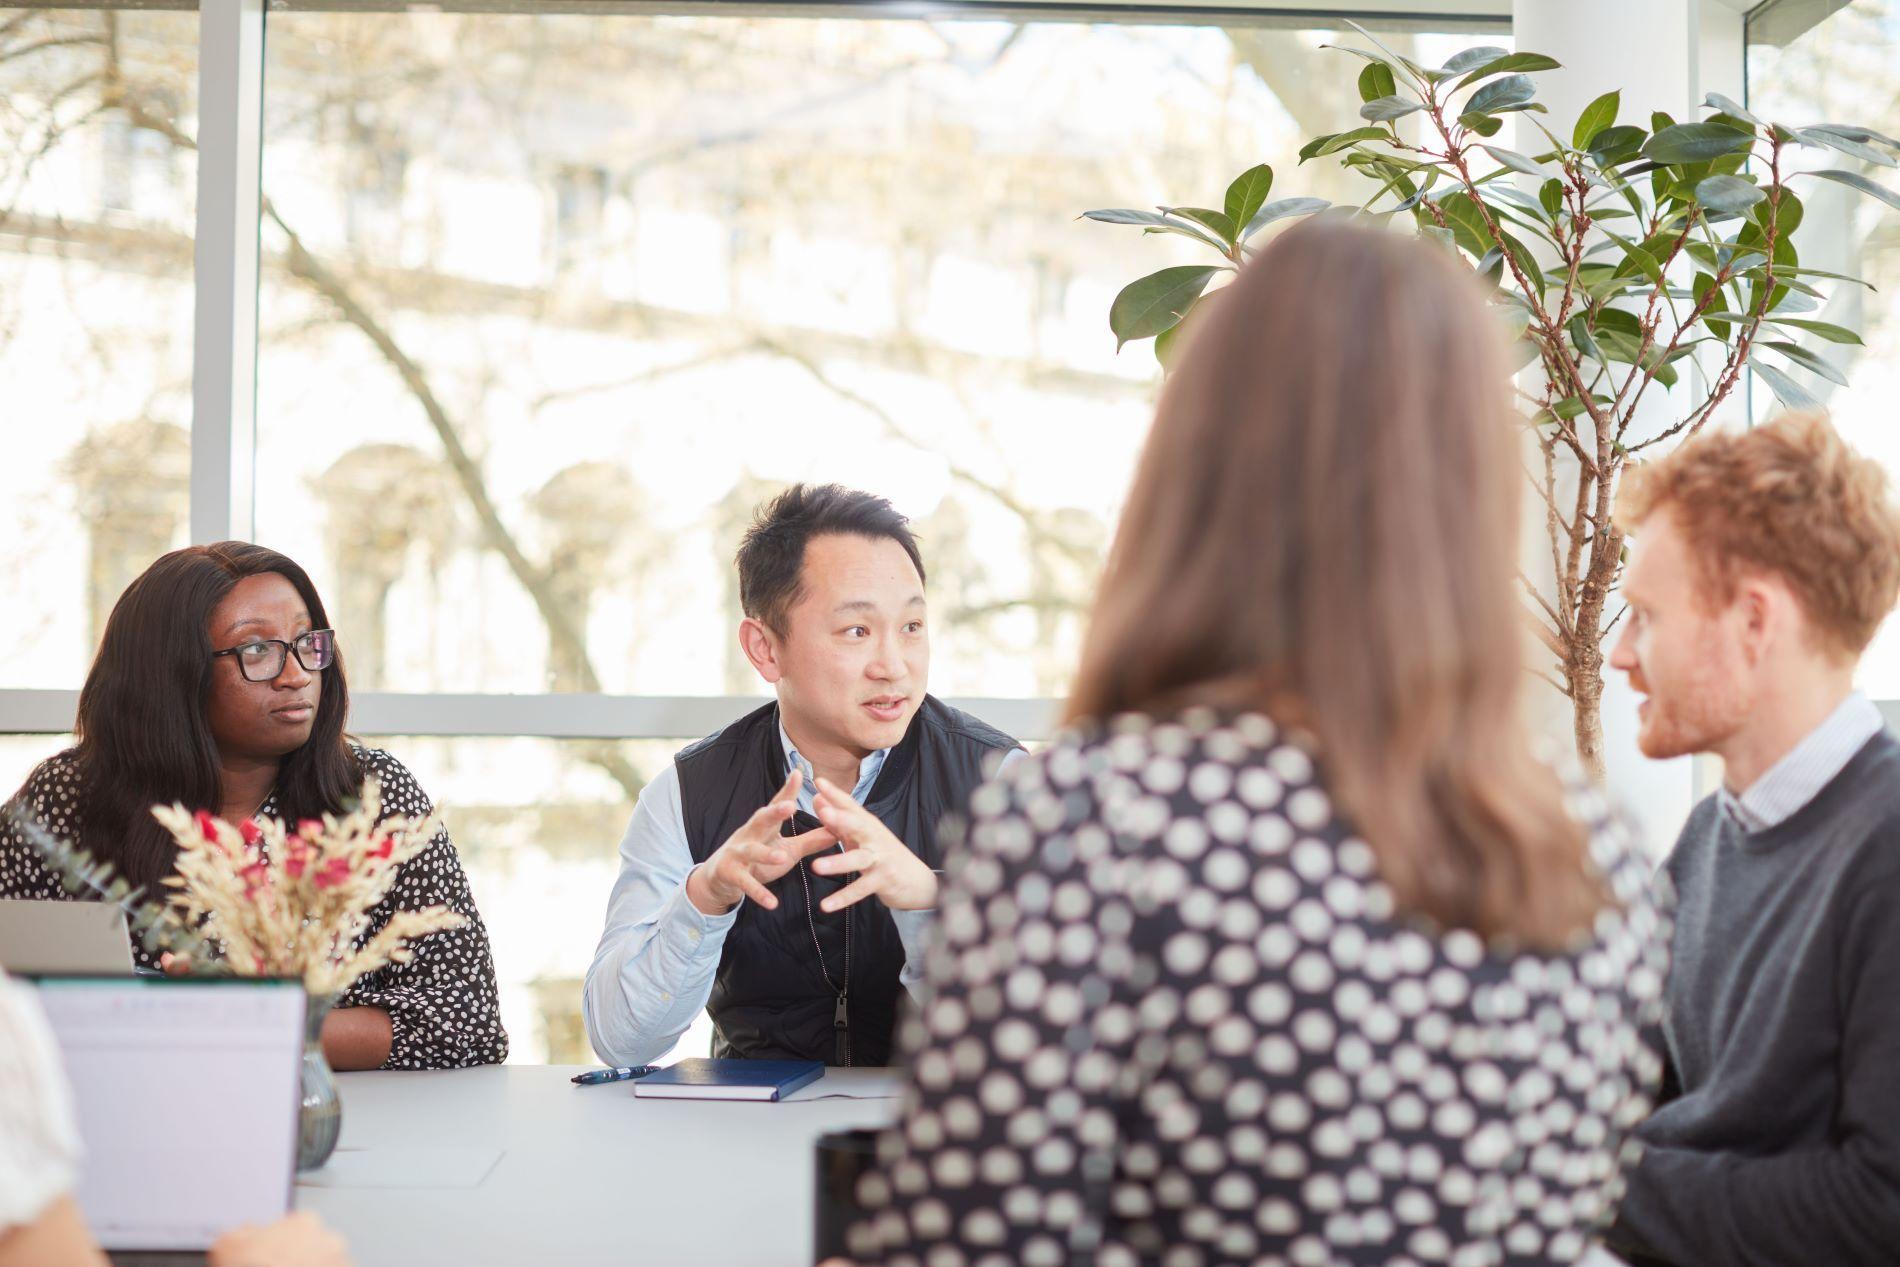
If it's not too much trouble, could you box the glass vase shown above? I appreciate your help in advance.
[297,992,342,1171]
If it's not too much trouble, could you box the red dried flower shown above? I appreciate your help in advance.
[238,818,263,847]
[313,858,353,890]
[194,810,220,842]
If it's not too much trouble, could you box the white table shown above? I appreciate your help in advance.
[295,1065,903,1267]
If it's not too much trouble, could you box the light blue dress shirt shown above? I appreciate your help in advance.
[1716,691,1886,833]
[582,722,1019,1067]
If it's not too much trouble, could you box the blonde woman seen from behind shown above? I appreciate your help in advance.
[839,221,1670,1266]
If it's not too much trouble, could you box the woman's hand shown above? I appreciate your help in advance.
[207,1212,350,1267]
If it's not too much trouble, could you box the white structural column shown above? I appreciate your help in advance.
[189,0,265,546]
[1512,0,1750,851]
[1513,0,1746,127]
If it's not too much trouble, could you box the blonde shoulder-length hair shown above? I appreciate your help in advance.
[1066,219,1601,950]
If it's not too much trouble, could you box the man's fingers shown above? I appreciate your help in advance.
[810,848,877,877]
[738,797,798,842]
[819,873,881,914]
[784,825,840,859]
[735,869,778,910]
[772,767,803,806]
[813,791,875,843]
[813,775,862,810]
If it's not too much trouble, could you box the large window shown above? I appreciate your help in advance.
[1,3,1504,1061]
[1748,1,1900,696]
[251,11,1492,702]
[0,6,198,690]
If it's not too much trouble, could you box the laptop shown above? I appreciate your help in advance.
[0,898,136,974]
[26,975,306,1265]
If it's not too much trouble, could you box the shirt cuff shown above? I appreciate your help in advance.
[666,866,741,958]
[890,905,936,967]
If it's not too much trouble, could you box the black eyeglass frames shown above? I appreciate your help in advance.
[211,629,337,683]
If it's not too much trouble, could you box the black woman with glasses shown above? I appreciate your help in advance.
[0,542,506,1070]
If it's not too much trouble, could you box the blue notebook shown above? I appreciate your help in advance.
[632,1058,824,1102]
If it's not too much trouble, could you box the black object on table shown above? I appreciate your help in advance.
[813,1127,880,1263]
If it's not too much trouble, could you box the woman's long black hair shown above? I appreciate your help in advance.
[61,541,360,891]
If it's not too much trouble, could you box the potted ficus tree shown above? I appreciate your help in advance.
[1086,23,1900,776]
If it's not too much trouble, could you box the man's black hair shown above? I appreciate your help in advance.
[736,484,926,635]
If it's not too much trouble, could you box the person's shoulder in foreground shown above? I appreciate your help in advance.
[0,968,353,1267]
[844,706,1666,1266]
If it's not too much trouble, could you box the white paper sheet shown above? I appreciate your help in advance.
[296,1146,504,1189]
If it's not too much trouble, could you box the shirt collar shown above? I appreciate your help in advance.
[778,719,888,813]
[1719,691,1884,833]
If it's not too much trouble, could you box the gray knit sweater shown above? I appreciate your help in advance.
[1609,730,1900,1265]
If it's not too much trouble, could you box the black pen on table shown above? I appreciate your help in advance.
[571,1064,660,1086]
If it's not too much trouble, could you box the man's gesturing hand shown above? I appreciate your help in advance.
[684,769,836,915]
[808,776,939,913]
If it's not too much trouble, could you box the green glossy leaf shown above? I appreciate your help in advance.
[1361,95,1424,122]
[1358,61,1397,104]
[1245,196,1331,236]
[1467,74,1536,116]
[1223,165,1274,231]
[1808,123,1900,151]
[1695,174,1765,214]
[1762,339,1849,386]
[1080,208,1175,227]
[1797,168,1900,212]
[1435,191,1496,257]
[1702,92,1761,129]
[1109,265,1221,349]
[1643,123,1754,165]
[1340,22,1430,82]
[1573,90,1620,150]
[1539,177,1565,219]
[1766,317,1863,345]
[1460,113,1504,138]
[1694,272,1732,340]
[1567,314,1604,364]
[1754,187,1804,237]
[1602,229,1663,283]
[1165,206,1238,244]
[1591,307,1644,340]
[1153,321,1182,371]
[1774,263,1874,287]
[1483,185,1551,222]
[1711,313,1861,344]
[1752,358,1823,411]
[1588,125,1648,165]
[1794,127,1897,169]
[1455,52,1561,90]
[1299,127,1391,162]
[1481,145,1547,178]
[1440,44,1511,75]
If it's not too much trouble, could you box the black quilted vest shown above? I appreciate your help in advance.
[675,696,1017,1065]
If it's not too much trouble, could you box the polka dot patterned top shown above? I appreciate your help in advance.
[846,709,1669,1267]
[0,745,508,1070]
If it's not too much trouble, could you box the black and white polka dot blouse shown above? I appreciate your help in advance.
[846,709,1669,1267]
[0,745,508,1070]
